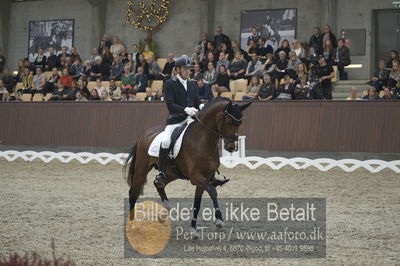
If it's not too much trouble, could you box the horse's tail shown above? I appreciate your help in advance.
[124,141,138,187]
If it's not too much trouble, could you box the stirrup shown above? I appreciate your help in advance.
[154,172,166,189]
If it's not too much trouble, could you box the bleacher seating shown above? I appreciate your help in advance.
[157,58,167,71]
[151,80,163,91]
[136,92,147,101]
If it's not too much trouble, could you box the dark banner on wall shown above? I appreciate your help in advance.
[28,19,74,62]
[240,9,297,50]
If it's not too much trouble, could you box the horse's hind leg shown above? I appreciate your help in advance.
[205,184,224,228]
[129,155,151,220]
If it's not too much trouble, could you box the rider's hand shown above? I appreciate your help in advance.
[184,107,198,116]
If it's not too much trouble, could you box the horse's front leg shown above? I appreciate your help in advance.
[205,184,224,227]
[190,185,204,239]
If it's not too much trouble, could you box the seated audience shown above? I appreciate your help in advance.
[102,46,114,69]
[89,88,101,100]
[212,65,230,94]
[90,48,100,65]
[21,67,33,93]
[333,38,351,80]
[75,90,88,101]
[368,59,389,91]
[242,76,261,100]
[153,89,164,101]
[245,53,262,81]
[34,48,47,70]
[77,78,90,98]
[247,40,258,55]
[91,56,109,81]
[65,80,78,100]
[137,54,149,75]
[128,89,139,101]
[60,68,73,88]
[232,40,250,62]
[257,38,273,61]
[381,87,395,100]
[42,67,60,95]
[287,51,302,78]
[81,60,93,80]
[131,44,140,64]
[147,55,162,80]
[346,87,361,101]
[110,36,124,58]
[31,67,47,97]
[276,75,295,100]
[247,27,260,46]
[362,87,381,100]
[70,58,83,80]
[261,53,277,78]
[134,66,148,92]
[120,91,128,101]
[191,63,203,81]
[214,26,231,52]
[196,79,213,100]
[292,39,304,59]
[70,47,81,62]
[110,56,124,81]
[294,63,308,84]
[93,78,106,96]
[144,88,155,101]
[49,82,68,101]
[0,80,7,101]
[1,67,14,93]
[142,44,154,61]
[322,25,338,48]
[121,65,135,91]
[274,39,291,59]
[322,39,334,64]
[101,90,112,101]
[388,61,400,88]
[257,74,275,101]
[275,51,288,80]
[46,47,60,70]
[57,46,70,60]
[161,53,175,80]
[315,56,334,100]
[229,51,247,80]
[386,50,399,69]
[293,75,310,100]
[204,62,217,85]
[108,79,121,100]
[216,52,230,73]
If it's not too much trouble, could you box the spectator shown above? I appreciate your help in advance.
[88,89,100,100]
[346,87,361,101]
[229,51,247,80]
[216,52,230,73]
[91,56,109,81]
[46,47,60,70]
[393,81,400,99]
[316,57,334,100]
[69,58,83,80]
[276,75,295,100]
[205,41,217,59]
[137,54,149,75]
[59,68,73,88]
[191,63,203,81]
[0,48,5,72]
[386,50,399,69]
[287,51,302,72]
[131,44,140,64]
[108,79,121,100]
[102,46,114,69]
[34,48,47,70]
[202,52,217,72]
[120,45,129,64]
[147,55,162,80]
[31,67,47,97]
[242,75,261,100]
[110,36,124,58]
[81,60,93,80]
[70,47,81,62]
[120,91,128,101]
[309,27,323,55]
[21,67,33,93]
[15,60,24,83]
[232,40,250,62]
[212,65,230,94]
[153,89,164,101]
[98,34,112,55]
[333,38,351,80]
[245,53,262,81]
[161,53,175,80]
[322,39,334,64]
[381,87,395,100]
[14,91,23,102]
[134,66,148,92]
[257,74,275,101]
[90,48,100,65]
[42,67,60,95]
[275,51,288,80]
[142,44,154,61]
[214,26,231,51]
[49,81,68,101]
[0,80,7,101]
[203,62,217,85]
[192,45,202,62]
[93,78,106,96]
[125,53,136,73]
[292,39,304,59]
[257,38,274,61]
[144,88,155,101]
[57,46,70,60]
[75,90,88,101]
[294,63,308,84]
[218,43,233,61]
[388,61,400,88]
[77,78,90,99]
[293,75,310,100]
[110,56,124,80]
[274,39,291,59]
[247,27,260,46]
[322,25,337,48]
[198,33,208,56]
[261,53,277,79]
[121,65,135,91]
[247,40,258,55]
[196,79,213,100]
[362,87,380,100]
[128,89,139,101]
[101,90,112,101]
[1,67,14,93]
[65,80,78,100]
[368,59,389,92]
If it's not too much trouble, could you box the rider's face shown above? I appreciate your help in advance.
[178,66,190,79]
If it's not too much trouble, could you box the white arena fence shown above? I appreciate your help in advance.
[0,150,399,174]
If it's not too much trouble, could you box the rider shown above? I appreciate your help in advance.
[154,55,227,189]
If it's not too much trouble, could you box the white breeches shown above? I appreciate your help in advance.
[161,119,188,149]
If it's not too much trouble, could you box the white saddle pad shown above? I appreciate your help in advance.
[148,120,194,159]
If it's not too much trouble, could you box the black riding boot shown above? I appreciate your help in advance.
[154,147,169,189]
[209,172,230,187]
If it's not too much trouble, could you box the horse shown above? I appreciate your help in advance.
[124,97,251,236]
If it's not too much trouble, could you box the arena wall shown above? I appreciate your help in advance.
[1,101,399,153]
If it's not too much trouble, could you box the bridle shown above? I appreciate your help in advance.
[193,105,243,151]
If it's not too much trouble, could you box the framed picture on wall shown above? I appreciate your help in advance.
[28,19,74,62]
[240,9,297,51]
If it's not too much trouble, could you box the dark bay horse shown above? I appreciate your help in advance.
[124,98,251,235]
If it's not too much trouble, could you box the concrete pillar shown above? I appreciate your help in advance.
[207,0,216,39]
[321,0,338,34]
[0,0,11,59]
[87,0,107,50]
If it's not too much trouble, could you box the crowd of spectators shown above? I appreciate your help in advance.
[0,24,399,102]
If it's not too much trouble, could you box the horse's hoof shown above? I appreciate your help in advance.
[190,227,200,240]
[129,211,135,221]
[216,219,225,228]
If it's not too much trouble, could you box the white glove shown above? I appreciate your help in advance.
[199,103,205,110]
[184,107,198,116]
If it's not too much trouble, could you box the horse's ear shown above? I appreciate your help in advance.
[239,102,252,112]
